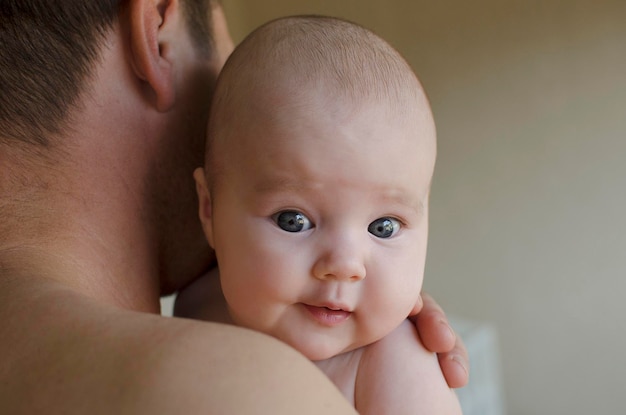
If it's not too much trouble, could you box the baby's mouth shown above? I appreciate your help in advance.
[302,303,353,326]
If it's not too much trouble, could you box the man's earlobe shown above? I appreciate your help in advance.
[128,0,177,111]
[194,168,215,248]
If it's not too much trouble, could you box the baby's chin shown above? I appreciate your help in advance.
[287,337,366,362]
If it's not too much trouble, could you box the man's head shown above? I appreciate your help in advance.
[0,0,234,298]
[195,16,437,358]
[0,0,216,148]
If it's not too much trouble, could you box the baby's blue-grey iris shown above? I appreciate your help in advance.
[276,211,308,232]
[368,218,396,238]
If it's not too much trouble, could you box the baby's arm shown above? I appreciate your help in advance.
[355,319,463,415]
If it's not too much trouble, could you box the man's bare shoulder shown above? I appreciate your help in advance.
[0,278,355,415]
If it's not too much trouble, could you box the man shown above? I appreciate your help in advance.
[0,1,468,413]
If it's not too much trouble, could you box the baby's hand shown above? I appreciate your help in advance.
[409,293,469,388]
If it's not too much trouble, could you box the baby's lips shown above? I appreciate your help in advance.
[302,303,353,326]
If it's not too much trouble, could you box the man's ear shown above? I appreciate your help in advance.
[128,0,178,111]
[194,167,215,248]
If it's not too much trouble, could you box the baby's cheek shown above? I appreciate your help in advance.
[361,283,409,336]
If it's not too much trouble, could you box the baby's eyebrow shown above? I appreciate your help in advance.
[379,189,425,217]
[252,176,320,195]
[252,176,426,216]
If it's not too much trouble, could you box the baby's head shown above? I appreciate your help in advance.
[195,16,437,360]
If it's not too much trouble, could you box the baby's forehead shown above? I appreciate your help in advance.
[239,89,432,163]
[218,73,435,166]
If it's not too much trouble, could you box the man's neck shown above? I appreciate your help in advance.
[0,69,164,314]
[0,179,162,313]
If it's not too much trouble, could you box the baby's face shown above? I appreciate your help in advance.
[202,86,436,360]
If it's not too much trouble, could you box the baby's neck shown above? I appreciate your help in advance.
[313,347,364,406]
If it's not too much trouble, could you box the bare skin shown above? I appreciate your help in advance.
[1,275,361,414]
[0,1,467,413]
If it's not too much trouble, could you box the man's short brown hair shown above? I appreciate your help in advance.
[0,0,214,147]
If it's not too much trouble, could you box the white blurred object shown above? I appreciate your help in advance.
[160,294,176,317]
[450,317,506,415]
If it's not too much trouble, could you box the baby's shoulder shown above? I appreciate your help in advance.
[358,319,429,375]
[355,320,462,415]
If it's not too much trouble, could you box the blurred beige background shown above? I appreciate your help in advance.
[213,1,626,414]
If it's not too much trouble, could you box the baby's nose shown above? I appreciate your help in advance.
[312,244,366,282]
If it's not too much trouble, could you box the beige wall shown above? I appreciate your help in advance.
[220,1,626,414]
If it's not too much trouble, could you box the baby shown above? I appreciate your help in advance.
[185,15,461,414]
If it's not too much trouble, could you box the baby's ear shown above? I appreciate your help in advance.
[193,167,215,248]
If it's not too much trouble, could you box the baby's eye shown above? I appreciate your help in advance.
[368,217,400,238]
[272,210,313,233]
